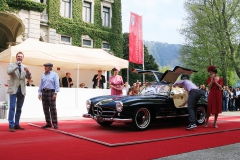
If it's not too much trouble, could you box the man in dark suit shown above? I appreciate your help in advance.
[92,69,106,89]
[62,72,73,88]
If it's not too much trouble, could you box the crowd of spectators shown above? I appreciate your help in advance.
[199,84,240,112]
[121,81,157,96]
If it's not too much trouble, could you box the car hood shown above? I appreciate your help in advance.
[160,66,197,84]
[130,68,163,82]
[89,94,160,106]
[89,95,128,104]
[130,66,197,84]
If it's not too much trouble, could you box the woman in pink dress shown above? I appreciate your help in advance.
[205,65,223,128]
[109,66,124,95]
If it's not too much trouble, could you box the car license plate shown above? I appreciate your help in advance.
[95,116,103,122]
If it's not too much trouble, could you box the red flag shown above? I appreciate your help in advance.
[129,12,143,64]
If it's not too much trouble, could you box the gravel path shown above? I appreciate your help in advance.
[156,111,240,160]
[157,143,240,160]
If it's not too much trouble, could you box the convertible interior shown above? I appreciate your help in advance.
[170,86,188,108]
[131,66,195,108]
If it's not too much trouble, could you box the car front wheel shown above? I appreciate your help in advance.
[130,107,151,131]
[196,105,206,125]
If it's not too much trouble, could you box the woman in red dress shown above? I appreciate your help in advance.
[205,65,223,128]
[109,66,124,95]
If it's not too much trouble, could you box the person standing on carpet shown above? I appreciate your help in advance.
[173,74,203,130]
[38,63,60,129]
[204,65,223,128]
[109,66,124,95]
[7,52,32,132]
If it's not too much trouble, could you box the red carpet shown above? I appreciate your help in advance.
[0,115,240,160]
[29,117,240,146]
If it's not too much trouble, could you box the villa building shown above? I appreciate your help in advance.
[0,0,123,57]
[0,0,127,116]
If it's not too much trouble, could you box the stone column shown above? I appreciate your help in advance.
[48,28,59,44]
[28,11,40,40]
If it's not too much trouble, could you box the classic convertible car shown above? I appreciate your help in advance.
[83,66,207,130]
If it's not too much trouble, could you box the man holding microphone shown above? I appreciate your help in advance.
[7,52,32,132]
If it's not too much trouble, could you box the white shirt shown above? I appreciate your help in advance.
[122,85,130,95]
[236,91,240,96]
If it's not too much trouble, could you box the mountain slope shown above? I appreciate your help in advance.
[144,41,182,67]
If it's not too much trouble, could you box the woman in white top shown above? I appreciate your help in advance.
[122,82,130,95]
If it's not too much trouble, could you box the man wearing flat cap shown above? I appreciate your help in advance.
[38,63,60,129]
[92,69,106,89]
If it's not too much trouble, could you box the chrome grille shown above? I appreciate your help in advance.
[92,105,116,117]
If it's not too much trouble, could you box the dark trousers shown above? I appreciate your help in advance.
[229,99,234,111]
[188,89,202,124]
[42,90,58,125]
[236,98,240,111]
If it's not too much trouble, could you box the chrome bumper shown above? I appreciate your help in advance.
[83,113,93,118]
[82,113,132,123]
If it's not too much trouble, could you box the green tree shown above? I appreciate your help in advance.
[180,0,240,86]
[159,66,172,73]
[191,72,209,86]
[122,33,159,86]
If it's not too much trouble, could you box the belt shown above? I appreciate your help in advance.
[42,88,55,92]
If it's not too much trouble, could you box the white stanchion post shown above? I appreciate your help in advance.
[76,63,80,108]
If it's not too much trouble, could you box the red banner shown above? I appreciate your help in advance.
[129,12,143,64]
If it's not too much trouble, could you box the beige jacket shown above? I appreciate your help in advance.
[7,63,32,95]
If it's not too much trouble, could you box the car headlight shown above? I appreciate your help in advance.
[115,101,123,112]
[86,100,91,112]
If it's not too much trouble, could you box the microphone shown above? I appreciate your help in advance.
[17,61,21,66]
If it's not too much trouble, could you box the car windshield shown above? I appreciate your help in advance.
[154,72,164,82]
[139,84,170,96]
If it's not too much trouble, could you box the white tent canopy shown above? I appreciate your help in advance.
[0,38,129,71]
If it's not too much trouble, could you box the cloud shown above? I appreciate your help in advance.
[159,17,182,29]
[159,0,173,4]
[121,0,185,44]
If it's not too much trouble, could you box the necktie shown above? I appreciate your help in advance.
[19,65,21,74]
[97,76,100,87]
[67,78,69,88]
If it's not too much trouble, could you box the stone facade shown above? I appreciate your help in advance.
[0,13,52,50]
[0,0,117,50]
[0,0,61,50]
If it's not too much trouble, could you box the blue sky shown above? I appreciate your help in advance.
[121,0,186,44]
